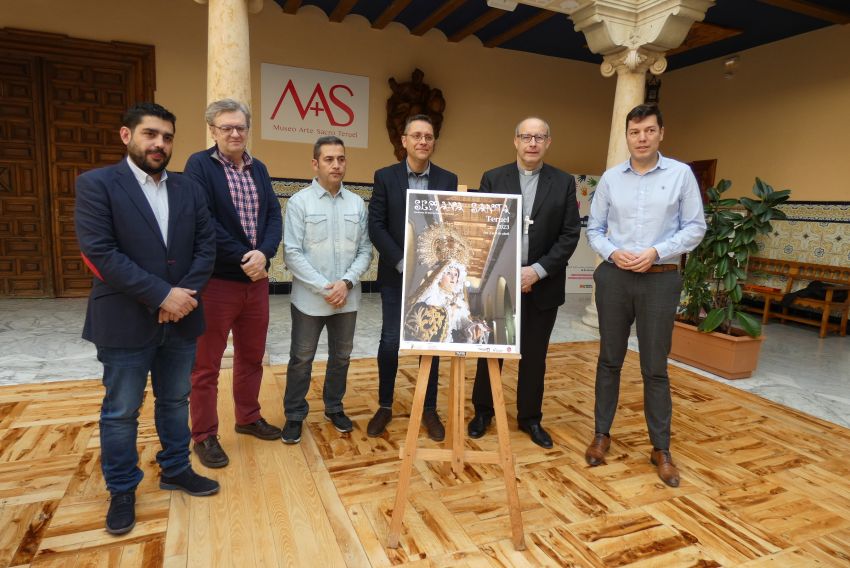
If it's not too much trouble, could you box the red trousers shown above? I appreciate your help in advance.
[190,277,269,442]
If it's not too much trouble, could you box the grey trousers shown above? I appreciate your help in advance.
[593,262,682,450]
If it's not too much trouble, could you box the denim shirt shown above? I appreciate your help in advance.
[284,179,372,316]
[587,153,706,265]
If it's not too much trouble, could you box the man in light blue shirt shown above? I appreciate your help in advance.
[585,104,706,487]
[281,136,372,444]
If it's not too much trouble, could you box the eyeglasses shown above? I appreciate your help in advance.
[517,133,548,144]
[405,133,435,143]
[213,124,249,135]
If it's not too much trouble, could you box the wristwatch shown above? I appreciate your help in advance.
[342,279,353,290]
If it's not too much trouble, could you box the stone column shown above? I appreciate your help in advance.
[194,0,263,144]
[581,49,666,327]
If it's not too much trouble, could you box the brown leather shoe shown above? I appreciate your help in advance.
[235,418,282,440]
[421,409,445,442]
[651,449,681,487]
[366,407,392,437]
[585,433,611,466]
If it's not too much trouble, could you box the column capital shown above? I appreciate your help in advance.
[511,1,713,58]
[600,47,667,78]
[569,0,714,56]
[193,0,263,15]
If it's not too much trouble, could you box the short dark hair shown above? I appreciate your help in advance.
[122,102,177,132]
[625,104,663,130]
[404,114,433,134]
[313,135,345,159]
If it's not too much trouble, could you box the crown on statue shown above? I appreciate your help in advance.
[416,223,472,266]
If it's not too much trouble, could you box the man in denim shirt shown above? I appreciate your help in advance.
[281,136,372,444]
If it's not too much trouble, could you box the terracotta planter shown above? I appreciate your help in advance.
[669,321,764,380]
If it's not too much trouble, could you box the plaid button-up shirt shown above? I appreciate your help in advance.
[214,149,259,247]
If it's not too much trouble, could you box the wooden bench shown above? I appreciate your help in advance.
[741,256,850,338]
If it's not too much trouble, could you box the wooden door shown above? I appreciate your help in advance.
[0,52,52,296]
[0,29,154,297]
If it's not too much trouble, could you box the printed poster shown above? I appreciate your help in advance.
[400,190,522,355]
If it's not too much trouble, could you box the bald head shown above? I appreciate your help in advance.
[514,117,552,171]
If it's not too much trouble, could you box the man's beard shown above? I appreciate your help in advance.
[128,143,171,176]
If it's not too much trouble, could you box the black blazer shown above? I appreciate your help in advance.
[183,147,282,281]
[480,162,581,310]
[369,161,458,288]
[74,159,216,348]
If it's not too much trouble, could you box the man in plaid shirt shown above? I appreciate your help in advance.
[184,99,283,468]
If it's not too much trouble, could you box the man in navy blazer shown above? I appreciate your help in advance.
[184,99,283,469]
[367,114,458,440]
[468,117,581,449]
[74,103,219,536]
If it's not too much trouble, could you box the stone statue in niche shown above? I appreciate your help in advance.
[386,68,445,161]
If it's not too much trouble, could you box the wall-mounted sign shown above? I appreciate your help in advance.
[260,63,369,147]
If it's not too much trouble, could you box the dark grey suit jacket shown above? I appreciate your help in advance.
[369,161,458,288]
[479,162,581,310]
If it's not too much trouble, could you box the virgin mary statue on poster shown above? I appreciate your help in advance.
[403,223,490,344]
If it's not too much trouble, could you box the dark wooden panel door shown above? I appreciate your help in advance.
[44,58,139,297]
[0,29,154,298]
[0,54,52,296]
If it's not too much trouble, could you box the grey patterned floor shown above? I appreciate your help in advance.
[1,293,848,427]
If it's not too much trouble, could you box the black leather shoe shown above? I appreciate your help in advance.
[160,468,220,496]
[105,491,136,535]
[367,407,392,437]
[519,422,553,449]
[467,412,493,439]
[193,436,229,468]
[421,409,445,441]
[235,418,282,440]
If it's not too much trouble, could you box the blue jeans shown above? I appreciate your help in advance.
[97,325,196,494]
[284,304,356,421]
[377,285,439,409]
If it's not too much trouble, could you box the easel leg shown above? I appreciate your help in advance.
[487,358,526,550]
[450,357,465,475]
[445,357,457,472]
[387,355,433,548]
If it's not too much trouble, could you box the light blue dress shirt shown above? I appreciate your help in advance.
[284,179,373,316]
[587,153,706,265]
[406,160,430,190]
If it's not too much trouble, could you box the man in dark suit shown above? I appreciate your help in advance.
[74,102,219,536]
[367,114,458,440]
[184,99,283,469]
[468,117,581,448]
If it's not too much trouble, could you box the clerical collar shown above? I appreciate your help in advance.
[518,164,542,176]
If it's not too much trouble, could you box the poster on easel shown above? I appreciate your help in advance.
[400,190,522,355]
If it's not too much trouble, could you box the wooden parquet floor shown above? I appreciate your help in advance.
[2,341,850,567]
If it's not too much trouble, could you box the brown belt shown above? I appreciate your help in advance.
[646,264,679,273]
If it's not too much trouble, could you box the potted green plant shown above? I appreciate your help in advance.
[671,177,791,379]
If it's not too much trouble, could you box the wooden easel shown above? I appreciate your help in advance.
[386,351,526,550]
